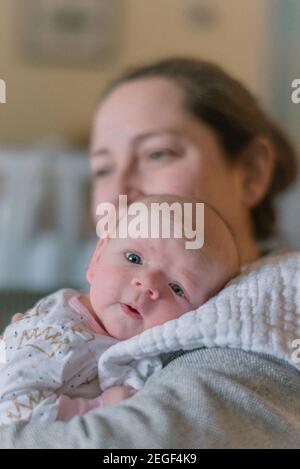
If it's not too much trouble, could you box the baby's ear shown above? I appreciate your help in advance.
[86,237,108,284]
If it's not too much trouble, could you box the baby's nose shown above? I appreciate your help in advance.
[131,276,160,300]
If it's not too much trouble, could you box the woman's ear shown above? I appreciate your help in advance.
[239,137,276,208]
[86,237,108,284]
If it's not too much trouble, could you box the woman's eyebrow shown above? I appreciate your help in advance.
[134,129,181,143]
[91,129,181,157]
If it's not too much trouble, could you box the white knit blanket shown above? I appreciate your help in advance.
[98,252,300,390]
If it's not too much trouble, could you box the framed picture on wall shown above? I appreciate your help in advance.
[20,0,122,65]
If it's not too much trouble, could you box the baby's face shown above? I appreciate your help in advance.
[87,234,234,340]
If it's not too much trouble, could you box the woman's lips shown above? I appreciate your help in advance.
[120,303,142,319]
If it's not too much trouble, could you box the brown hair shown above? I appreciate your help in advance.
[100,57,298,241]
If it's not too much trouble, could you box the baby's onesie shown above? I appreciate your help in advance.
[0,289,119,425]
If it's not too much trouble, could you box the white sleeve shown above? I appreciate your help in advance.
[0,336,64,425]
[0,338,5,364]
[0,319,97,425]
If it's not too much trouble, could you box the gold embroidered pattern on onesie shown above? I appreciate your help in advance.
[6,390,49,421]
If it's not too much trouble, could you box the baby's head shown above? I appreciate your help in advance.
[87,194,240,340]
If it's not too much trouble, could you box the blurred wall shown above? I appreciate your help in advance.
[0,0,270,144]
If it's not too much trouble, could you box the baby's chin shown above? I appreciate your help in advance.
[101,308,144,340]
[107,326,141,341]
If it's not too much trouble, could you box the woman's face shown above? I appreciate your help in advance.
[90,78,248,249]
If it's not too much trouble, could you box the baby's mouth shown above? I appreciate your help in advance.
[120,303,142,319]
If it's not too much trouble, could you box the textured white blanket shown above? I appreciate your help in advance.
[99,252,300,390]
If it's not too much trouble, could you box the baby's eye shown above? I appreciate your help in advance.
[125,252,143,265]
[169,283,185,297]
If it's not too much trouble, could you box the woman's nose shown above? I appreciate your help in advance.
[114,169,144,205]
[131,276,160,300]
[111,188,144,218]
[126,188,144,205]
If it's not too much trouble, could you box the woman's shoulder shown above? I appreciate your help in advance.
[240,249,300,275]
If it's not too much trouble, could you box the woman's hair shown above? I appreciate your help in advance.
[100,57,298,241]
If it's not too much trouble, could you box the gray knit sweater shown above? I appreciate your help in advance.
[0,347,299,449]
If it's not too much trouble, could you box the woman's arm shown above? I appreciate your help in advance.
[0,348,299,449]
[57,386,136,421]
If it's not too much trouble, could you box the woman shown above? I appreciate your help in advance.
[1,57,299,448]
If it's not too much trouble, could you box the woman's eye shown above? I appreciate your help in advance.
[125,252,142,265]
[93,168,111,178]
[148,150,175,160]
[169,283,185,297]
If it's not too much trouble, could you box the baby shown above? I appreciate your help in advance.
[0,195,239,425]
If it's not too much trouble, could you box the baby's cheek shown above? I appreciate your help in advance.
[91,266,126,306]
[147,303,185,329]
